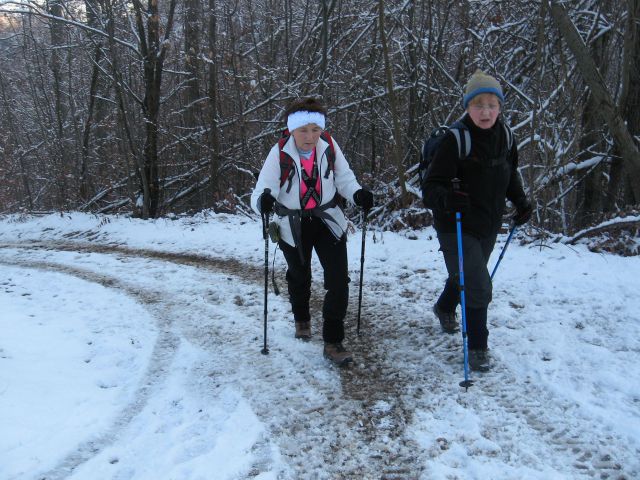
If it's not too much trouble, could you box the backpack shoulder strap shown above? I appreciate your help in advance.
[278,130,338,187]
[503,123,514,151]
[449,120,471,159]
[320,131,336,179]
[278,130,295,192]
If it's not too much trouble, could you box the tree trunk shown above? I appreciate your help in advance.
[142,1,161,218]
[575,13,610,229]
[47,0,70,208]
[378,0,407,197]
[319,0,331,96]
[80,43,102,202]
[616,0,640,206]
[406,1,420,158]
[0,72,33,209]
[183,0,203,210]
[208,0,221,205]
[575,95,603,228]
[528,0,548,198]
[550,2,640,201]
[134,0,177,218]
[104,0,143,210]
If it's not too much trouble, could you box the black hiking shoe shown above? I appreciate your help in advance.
[433,303,459,334]
[323,342,353,367]
[468,349,491,372]
[295,321,311,340]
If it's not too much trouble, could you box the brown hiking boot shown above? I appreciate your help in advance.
[295,321,311,340]
[323,342,353,366]
[468,349,491,372]
[433,303,459,334]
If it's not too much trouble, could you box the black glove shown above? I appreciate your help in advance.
[445,189,470,214]
[353,189,374,211]
[512,202,532,226]
[259,191,276,214]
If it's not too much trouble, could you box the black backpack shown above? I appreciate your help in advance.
[418,120,513,201]
[418,120,471,201]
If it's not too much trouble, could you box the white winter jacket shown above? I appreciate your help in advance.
[250,134,362,247]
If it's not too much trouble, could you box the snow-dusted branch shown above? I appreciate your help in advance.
[564,215,640,244]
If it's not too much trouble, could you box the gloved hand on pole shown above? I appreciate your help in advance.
[353,188,374,213]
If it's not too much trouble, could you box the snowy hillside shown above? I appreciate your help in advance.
[1,212,638,479]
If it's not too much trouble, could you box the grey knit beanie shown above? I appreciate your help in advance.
[463,69,504,109]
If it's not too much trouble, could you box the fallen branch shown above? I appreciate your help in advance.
[563,215,640,244]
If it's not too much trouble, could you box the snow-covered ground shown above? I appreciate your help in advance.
[0,211,638,480]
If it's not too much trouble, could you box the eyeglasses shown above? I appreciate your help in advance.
[470,104,500,112]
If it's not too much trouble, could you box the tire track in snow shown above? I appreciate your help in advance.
[7,239,635,478]
[0,242,426,478]
[0,256,180,480]
[363,274,638,479]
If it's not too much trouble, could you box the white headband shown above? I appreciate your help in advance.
[287,111,326,132]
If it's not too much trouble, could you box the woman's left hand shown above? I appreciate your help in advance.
[353,189,374,212]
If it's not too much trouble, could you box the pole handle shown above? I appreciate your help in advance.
[261,188,271,240]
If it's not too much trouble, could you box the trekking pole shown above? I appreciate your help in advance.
[261,189,271,355]
[356,209,368,335]
[490,223,517,280]
[452,178,473,390]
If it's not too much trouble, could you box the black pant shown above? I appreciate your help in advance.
[436,230,497,350]
[279,217,350,343]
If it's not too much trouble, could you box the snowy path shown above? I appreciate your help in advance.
[0,257,180,480]
[365,274,631,479]
[1,242,425,478]
[1,213,639,479]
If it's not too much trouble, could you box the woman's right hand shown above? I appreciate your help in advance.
[259,191,276,214]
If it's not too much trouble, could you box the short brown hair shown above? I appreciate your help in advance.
[284,97,327,118]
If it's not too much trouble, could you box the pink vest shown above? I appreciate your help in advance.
[299,149,321,209]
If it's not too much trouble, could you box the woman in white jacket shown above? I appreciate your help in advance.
[251,97,373,366]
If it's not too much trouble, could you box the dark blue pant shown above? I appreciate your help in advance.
[279,217,349,343]
[436,231,497,350]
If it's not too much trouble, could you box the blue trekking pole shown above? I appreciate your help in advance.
[452,178,473,390]
[490,223,517,280]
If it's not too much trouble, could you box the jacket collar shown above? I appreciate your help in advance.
[282,134,329,163]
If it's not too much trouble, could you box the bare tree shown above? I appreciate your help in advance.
[132,0,177,218]
[207,0,221,205]
[0,0,638,242]
[550,1,640,201]
[615,0,640,207]
[378,0,407,198]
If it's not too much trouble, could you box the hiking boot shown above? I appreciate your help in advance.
[468,349,491,372]
[295,321,311,340]
[433,303,459,334]
[323,342,353,367]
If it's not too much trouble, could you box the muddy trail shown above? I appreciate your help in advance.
[0,240,427,478]
[1,239,634,479]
